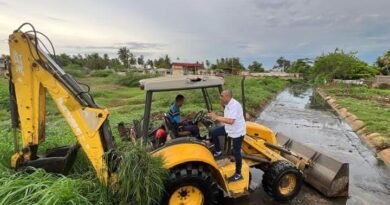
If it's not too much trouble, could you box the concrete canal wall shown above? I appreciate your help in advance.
[317,88,390,167]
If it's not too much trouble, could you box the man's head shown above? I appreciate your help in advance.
[175,94,185,107]
[220,89,233,105]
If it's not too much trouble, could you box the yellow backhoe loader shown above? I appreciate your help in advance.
[6,23,349,204]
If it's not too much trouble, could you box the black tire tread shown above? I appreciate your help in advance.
[262,160,303,202]
[163,163,221,205]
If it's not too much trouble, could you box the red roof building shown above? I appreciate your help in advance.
[171,62,205,75]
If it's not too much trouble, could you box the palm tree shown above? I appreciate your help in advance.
[117,47,130,71]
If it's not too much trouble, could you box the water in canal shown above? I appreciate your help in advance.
[225,86,390,205]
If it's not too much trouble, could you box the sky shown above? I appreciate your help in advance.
[0,0,389,68]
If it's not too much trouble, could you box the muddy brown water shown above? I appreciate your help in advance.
[224,86,390,205]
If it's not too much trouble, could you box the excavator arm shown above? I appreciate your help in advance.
[8,24,116,184]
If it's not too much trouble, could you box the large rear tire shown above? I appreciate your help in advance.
[163,163,221,205]
[262,160,303,202]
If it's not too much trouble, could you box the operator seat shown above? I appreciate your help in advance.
[163,113,191,138]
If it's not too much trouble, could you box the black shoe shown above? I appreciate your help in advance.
[228,173,243,182]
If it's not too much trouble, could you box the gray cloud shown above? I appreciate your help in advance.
[61,42,165,51]
[113,42,166,50]
[0,1,8,6]
[46,16,68,22]
[253,0,296,10]
[0,0,389,67]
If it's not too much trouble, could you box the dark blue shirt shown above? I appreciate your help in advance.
[168,103,181,124]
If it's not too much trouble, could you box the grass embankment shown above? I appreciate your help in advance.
[322,84,390,148]
[0,74,287,204]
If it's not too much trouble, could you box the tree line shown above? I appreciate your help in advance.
[1,48,389,80]
[279,49,389,81]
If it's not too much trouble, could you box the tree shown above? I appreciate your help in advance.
[164,54,171,68]
[146,59,154,68]
[103,53,110,69]
[129,52,136,66]
[275,57,290,71]
[110,58,123,71]
[286,58,312,79]
[137,55,144,67]
[117,47,130,69]
[56,53,72,67]
[85,53,105,70]
[205,60,210,68]
[209,57,245,73]
[0,54,10,60]
[312,49,378,80]
[71,54,85,66]
[376,50,390,75]
[248,61,264,72]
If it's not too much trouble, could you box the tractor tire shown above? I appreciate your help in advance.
[262,160,303,202]
[162,163,221,205]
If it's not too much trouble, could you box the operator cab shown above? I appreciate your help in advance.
[118,75,224,148]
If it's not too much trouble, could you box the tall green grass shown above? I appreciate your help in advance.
[0,169,111,205]
[117,141,168,205]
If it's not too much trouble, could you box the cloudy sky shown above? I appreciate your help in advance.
[1,0,389,68]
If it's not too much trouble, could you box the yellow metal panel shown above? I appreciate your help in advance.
[246,121,277,144]
[153,143,219,170]
[218,159,250,198]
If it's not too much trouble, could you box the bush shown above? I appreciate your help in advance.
[90,70,113,77]
[64,64,89,78]
[312,50,379,80]
[116,73,159,87]
[378,83,390,89]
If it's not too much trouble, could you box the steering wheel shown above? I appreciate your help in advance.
[193,110,205,124]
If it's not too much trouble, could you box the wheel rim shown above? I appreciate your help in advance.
[169,185,204,205]
[278,173,297,195]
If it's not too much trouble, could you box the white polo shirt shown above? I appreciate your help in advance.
[224,98,246,138]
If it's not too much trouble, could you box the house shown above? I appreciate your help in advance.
[245,71,301,80]
[171,62,205,76]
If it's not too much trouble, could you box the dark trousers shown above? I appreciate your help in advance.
[210,126,244,175]
[180,121,200,138]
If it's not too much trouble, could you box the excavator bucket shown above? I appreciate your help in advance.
[276,133,349,197]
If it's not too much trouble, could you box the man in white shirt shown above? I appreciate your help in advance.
[208,89,246,182]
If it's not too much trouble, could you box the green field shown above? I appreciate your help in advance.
[322,84,390,148]
[0,74,287,204]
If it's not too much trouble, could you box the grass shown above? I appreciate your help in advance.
[322,83,390,147]
[117,141,168,205]
[0,74,287,204]
[0,169,111,205]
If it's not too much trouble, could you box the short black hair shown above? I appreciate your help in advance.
[175,94,185,102]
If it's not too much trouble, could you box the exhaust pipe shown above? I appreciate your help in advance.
[277,133,349,197]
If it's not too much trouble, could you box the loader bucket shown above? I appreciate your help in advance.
[276,133,349,197]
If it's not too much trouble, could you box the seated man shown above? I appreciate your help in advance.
[168,94,200,138]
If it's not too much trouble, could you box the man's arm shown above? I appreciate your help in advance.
[208,112,235,125]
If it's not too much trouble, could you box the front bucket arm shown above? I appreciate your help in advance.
[277,133,349,197]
